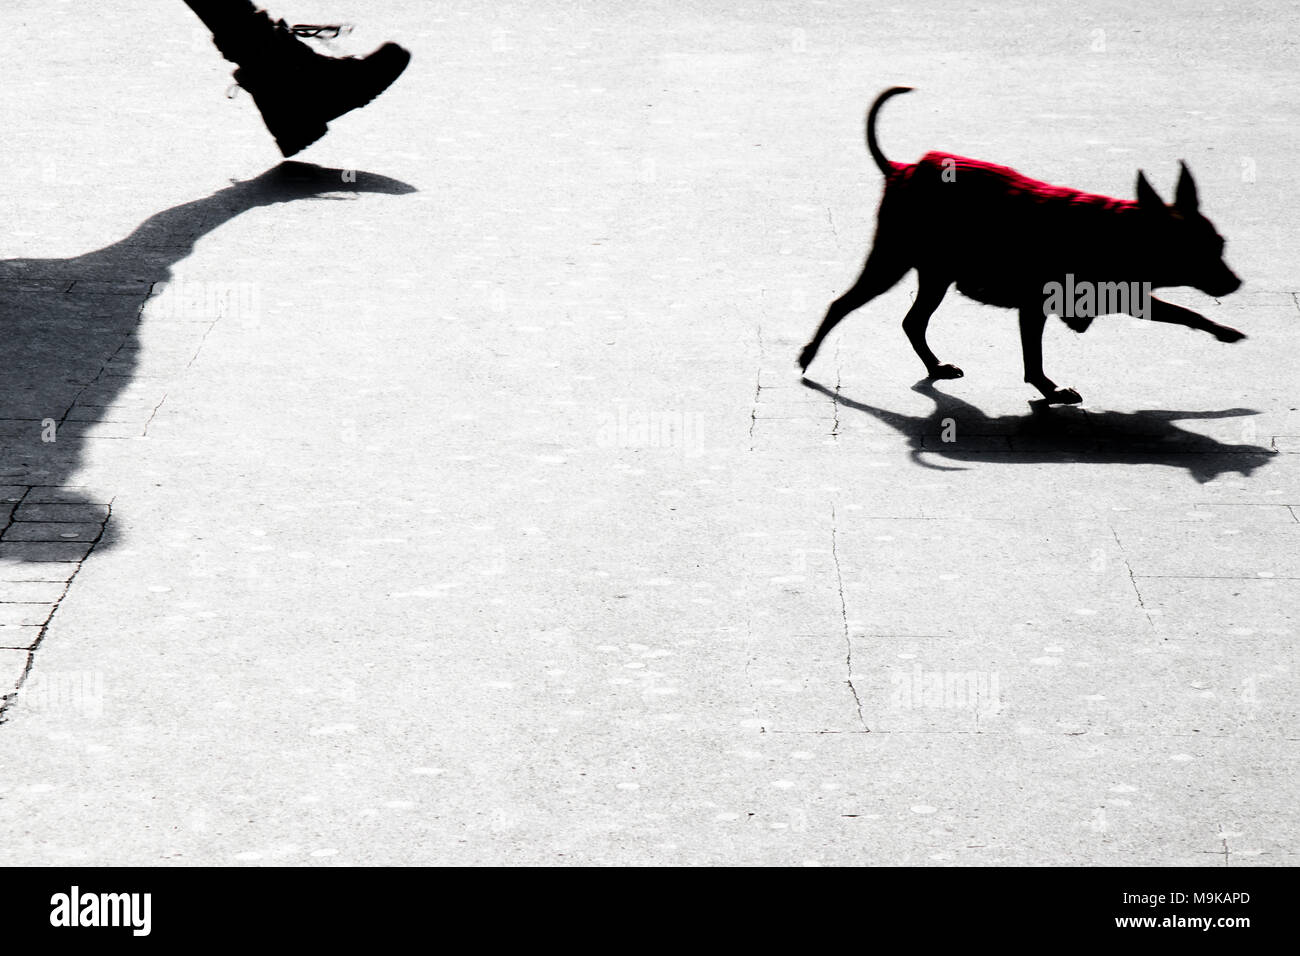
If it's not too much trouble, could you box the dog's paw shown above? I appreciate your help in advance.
[928,363,964,380]
[1047,386,1083,405]
[1214,325,1246,343]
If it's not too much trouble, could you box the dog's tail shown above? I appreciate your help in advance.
[866,86,913,177]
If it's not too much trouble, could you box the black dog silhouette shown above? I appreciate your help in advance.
[799,87,1245,405]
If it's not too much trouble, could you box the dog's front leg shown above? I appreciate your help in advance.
[1143,296,1245,342]
[1018,308,1082,404]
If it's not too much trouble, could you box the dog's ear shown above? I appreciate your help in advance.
[1136,170,1164,210]
[1174,161,1200,213]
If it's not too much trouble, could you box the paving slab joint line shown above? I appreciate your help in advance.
[1204,826,1231,866]
[1134,573,1300,580]
[768,729,1291,738]
[59,331,140,427]
[0,497,114,726]
[0,487,23,540]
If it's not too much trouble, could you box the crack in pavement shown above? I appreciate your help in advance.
[1111,527,1155,630]
[749,326,762,452]
[831,504,868,731]
[831,362,841,440]
[185,317,221,370]
[742,612,760,731]
[142,394,167,437]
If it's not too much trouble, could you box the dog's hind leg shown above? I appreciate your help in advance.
[1018,306,1081,404]
[798,248,909,371]
[902,272,962,379]
[1141,296,1245,343]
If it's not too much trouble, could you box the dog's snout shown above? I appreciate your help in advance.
[1215,271,1242,296]
[1203,267,1241,298]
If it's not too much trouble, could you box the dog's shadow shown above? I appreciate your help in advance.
[802,378,1277,484]
[1,161,416,557]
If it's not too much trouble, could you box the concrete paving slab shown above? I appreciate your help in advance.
[0,605,54,627]
[1138,577,1297,638]
[1115,522,1300,578]
[0,626,43,651]
[0,582,67,605]
[0,543,93,564]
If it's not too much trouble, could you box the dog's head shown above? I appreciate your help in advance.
[1135,163,1241,298]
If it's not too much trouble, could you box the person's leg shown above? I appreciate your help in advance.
[182,0,258,37]
[181,1,410,157]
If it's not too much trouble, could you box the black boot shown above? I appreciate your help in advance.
[211,10,410,157]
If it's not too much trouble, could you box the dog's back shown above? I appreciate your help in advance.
[884,152,1138,306]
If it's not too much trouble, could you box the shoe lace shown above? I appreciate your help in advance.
[288,23,354,40]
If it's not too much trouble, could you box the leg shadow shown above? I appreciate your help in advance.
[801,377,1278,483]
[0,162,416,562]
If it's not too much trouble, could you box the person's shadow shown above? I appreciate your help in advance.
[0,162,415,558]
[801,377,1277,484]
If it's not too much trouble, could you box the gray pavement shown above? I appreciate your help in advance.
[0,0,1295,865]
